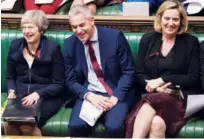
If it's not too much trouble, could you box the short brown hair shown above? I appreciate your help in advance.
[154,0,188,34]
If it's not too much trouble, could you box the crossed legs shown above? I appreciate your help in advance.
[132,102,166,138]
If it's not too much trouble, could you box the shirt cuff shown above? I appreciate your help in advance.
[84,92,91,100]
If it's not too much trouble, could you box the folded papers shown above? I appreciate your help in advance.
[79,100,103,126]
[123,2,149,16]
[184,94,204,118]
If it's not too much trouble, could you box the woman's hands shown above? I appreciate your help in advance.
[145,78,175,94]
[156,82,173,94]
[22,92,40,106]
[7,90,40,106]
[145,78,165,92]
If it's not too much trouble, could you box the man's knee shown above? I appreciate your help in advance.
[105,121,124,133]
[68,122,84,131]
[151,115,166,132]
[105,122,124,137]
[69,117,88,129]
[68,120,90,137]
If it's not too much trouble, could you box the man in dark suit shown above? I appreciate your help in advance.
[64,5,136,137]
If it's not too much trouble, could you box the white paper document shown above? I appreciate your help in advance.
[79,100,103,126]
[1,0,17,10]
[184,94,204,118]
[123,2,149,16]
[35,0,54,4]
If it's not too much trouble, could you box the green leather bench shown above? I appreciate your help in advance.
[56,1,122,16]
[1,29,204,137]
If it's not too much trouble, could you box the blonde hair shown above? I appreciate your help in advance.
[154,0,188,34]
[21,10,49,34]
[68,5,92,20]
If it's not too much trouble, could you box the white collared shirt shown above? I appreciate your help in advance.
[83,26,106,93]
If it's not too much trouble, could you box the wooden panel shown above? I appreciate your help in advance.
[1,14,204,33]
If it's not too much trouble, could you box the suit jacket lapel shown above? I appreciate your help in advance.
[98,29,107,75]
[77,41,88,78]
[12,39,26,61]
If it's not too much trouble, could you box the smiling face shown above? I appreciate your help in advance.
[69,14,95,42]
[22,23,42,45]
[161,9,181,37]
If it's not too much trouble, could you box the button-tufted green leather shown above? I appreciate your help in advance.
[56,1,122,16]
[1,30,204,137]
[178,118,204,138]
[96,5,122,16]
[41,107,72,136]
[56,1,73,15]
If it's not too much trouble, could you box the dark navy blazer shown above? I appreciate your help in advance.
[6,36,65,99]
[64,26,136,105]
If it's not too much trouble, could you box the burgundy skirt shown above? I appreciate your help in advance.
[125,93,187,138]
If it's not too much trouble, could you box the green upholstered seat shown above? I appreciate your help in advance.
[96,5,122,16]
[1,29,204,137]
[41,107,72,136]
[178,118,204,138]
[56,1,122,16]
[56,1,73,15]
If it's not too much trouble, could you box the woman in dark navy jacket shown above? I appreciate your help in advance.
[4,10,65,136]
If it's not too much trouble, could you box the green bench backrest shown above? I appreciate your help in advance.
[1,29,204,92]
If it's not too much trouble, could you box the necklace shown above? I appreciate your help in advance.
[26,46,37,58]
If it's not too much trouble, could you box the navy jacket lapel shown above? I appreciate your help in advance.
[77,41,88,78]
[12,39,25,61]
[98,27,107,75]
